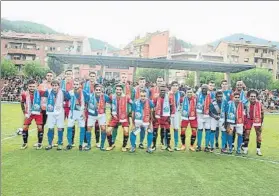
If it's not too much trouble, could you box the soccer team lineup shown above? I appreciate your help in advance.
[17,69,265,156]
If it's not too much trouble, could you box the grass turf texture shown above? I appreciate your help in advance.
[2,103,279,196]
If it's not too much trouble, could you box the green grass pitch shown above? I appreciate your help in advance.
[1,103,279,196]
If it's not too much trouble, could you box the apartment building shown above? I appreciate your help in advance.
[1,31,85,71]
[215,39,278,79]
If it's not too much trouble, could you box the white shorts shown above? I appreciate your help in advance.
[210,118,225,131]
[133,121,151,135]
[171,112,180,129]
[67,110,85,127]
[47,112,65,129]
[230,124,243,135]
[197,113,211,130]
[87,114,106,126]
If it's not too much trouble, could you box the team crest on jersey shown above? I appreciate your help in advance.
[182,111,188,116]
[33,104,40,110]
[230,113,235,119]
[89,103,95,109]
[47,105,54,111]
[112,105,116,110]
[135,112,142,118]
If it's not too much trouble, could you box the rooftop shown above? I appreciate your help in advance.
[1,31,85,42]
[47,53,255,73]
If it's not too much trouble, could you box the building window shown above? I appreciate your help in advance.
[232,47,235,51]
[45,46,48,51]
[255,49,258,53]
[50,47,56,51]
[77,46,81,52]
[244,58,249,62]
[13,55,21,60]
[36,46,40,50]
[235,47,239,52]
[263,49,267,53]
[5,44,8,48]
[245,48,249,52]
[263,59,267,63]
[57,47,60,51]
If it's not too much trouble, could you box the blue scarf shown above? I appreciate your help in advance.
[227,101,236,124]
[181,97,189,120]
[240,90,247,104]
[83,81,90,94]
[197,92,205,114]
[61,80,66,91]
[31,90,41,114]
[88,93,98,116]
[111,95,117,116]
[69,90,84,118]
[134,100,143,122]
[220,99,227,121]
[47,90,55,113]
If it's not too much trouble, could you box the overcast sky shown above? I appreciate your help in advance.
[1,1,279,48]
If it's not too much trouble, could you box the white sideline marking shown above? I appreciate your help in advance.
[1,128,36,141]
[214,152,279,165]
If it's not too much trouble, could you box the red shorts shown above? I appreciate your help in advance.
[244,118,261,130]
[152,118,159,128]
[64,107,70,119]
[24,114,43,125]
[158,116,170,129]
[181,119,198,129]
[109,117,129,127]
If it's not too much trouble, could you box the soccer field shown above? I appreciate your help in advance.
[1,103,279,196]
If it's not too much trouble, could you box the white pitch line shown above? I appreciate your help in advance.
[1,128,36,141]
[214,152,279,165]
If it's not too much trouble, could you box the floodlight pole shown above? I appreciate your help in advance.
[224,72,231,88]
[194,71,200,87]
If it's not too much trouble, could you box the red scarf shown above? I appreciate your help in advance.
[189,96,197,120]
[98,94,105,114]
[150,86,159,100]
[248,101,262,126]
[204,94,211,116]
[155,97,162,119]
[236,102,244,125]
[143,100,151,125]
[125,84,131,98]
[135,86,141,100]
[119,96,128,122]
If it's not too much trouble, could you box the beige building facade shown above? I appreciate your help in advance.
[215,40,278,79]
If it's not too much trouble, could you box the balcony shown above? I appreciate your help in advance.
[12,59,25,65]
[262,53,275,59]
[254,52,262,58]
[7,48,38,55]
[261,63,273,70]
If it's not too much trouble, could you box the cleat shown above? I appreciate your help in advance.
[221,148,227,154]
[161,144,166,150]
[215,142,219,149]
[243,147,248,155]
[166,146,173,152]
[100,147,106,151]
[130,147,136,153]
[236,151,242,155]
[66,145,72,150]
[256,149,263,156]
[204,147,210,152]
[82,143,87,148]
[210,148,214,153]
[106,145,115,151]
[122,147,127,152]
[96,143,101,148]
[151,145,156,151]
[79,145,83,151]
[196,146,202,152]
[36,143,43,150]
[33,143,38,147]
[53,143,58,147]
[189,146,195,152]
[180,145,186,151]
[57,145,62,151]
[45,145,52,150]
[146,148,153,154]
[20,143,28,150]
[174,147,181,151]
[84,146,91,151]
[139,143,144,149]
